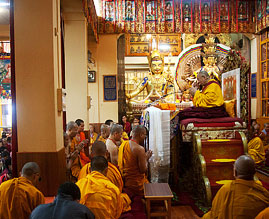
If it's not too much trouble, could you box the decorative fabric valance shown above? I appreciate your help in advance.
[96,0,255,34]
[256,0,269,33]
[82,0,99,42]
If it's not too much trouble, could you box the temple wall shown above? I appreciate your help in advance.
[14,0,66,196]
[64,12,89,129]
[88,34,119,123]
[15,0,63,152]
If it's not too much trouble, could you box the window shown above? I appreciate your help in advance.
[260,30,269,117]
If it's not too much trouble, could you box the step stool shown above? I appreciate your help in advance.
[144,183,173,219]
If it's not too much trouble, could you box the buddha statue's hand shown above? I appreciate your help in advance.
[126,93,131,99]
[166,74,174,83]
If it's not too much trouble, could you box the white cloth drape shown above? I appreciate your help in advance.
[146,107,170,183]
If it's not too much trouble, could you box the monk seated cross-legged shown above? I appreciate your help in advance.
[178,70,228,121]
[248,123,266,164]
[0,162,45,219]
[203,155,269,219]
[79,141,124,192]
[77,156,131,219]
[118,125,153,196]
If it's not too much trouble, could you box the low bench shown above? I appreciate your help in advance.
[144,183,173,219]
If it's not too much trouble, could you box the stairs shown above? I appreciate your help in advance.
[193,131,248,205]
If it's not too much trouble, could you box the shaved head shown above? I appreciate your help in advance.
[198,70,210,78]
[234,155,256,180]
[92,141,107,156]
[132,125,146,137]
[110,124,123,135]
[21,162,40,177]
[91,156,108,174]
[101,124,109,133]
[66,121,77,131]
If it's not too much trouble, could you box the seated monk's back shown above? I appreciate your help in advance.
[78,161,123,192]
[77,171,124,219]
[0,177,45,219]
[118,140,148,196]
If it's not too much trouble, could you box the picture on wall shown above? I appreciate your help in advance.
[88,70,96,83]
[222,68,240,118]
[104,75,117,101]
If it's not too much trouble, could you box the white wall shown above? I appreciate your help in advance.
[88,34,119,123]
[64,12,89,128]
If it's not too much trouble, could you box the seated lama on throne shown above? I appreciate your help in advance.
[177,69,229,121]
[125,49,177,107]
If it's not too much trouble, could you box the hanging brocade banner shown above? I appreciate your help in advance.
[82,0,99,41]
[255,0,269,33]
[94,0,255,34]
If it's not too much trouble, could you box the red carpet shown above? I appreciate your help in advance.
[261,180,269,190]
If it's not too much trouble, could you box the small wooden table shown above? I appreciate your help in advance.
[144,183,173,219]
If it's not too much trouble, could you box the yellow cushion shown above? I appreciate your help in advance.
[224,99,236,117]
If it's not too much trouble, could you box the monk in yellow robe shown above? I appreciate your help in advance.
[256,207,269,219]
[65,121,87,181]
[95,124,110,144]
[78,141,124,192]
[75,119,90,166]
[77,156,131,219]
[261,123,269,151]
[248,123,266,164]
[118,125,152,196]
[89,124,98,144]
[122,131,129,141]
[203,155,269,219]
[0,162,45,219]
[178,70,228,121]
[190,71,224,108]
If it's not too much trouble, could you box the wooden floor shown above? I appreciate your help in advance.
[171,206,201,219]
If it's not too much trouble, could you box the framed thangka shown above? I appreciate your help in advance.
[146,0,156,21]
[201,1,210,22]
[104,0,114,21]
[238,1,248,22]
[165,0,173,21]
[222,68,241,118]
[103,75,117,101]
[183,1,191,22]
[125,0,135,22]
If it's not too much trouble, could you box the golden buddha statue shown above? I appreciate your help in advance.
[126,49,176,104]
[202,52,220,80]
